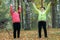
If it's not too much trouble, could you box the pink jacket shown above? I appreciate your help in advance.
[10,4,21,23]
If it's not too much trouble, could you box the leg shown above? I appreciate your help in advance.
[38,22,42,38]
[43,22,47,38]
[13,23,17,39]
[17,23,20,38]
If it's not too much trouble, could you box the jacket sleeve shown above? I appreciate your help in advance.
[18,5,22,14]
[32,3,40,14]
[45,2,51,14]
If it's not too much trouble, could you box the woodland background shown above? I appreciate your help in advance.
[0,0,60,40]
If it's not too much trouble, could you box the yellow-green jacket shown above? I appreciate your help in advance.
[32,2,51,21]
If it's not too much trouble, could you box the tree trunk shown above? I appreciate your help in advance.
[59,0,60,11]
[41,0,43,7]
[24,0,31,30]
[0,0,2,5]
[59,0,60,28]
[57,0,60,28]
[21,0,25,29]
[51,0,57,28]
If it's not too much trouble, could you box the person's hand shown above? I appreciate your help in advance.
[10,4,12,6]
[19,5,21,7]
[18,5,21,13]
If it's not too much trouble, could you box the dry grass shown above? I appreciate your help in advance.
[0,28,60,40]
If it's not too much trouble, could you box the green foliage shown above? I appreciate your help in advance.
[0,0,12,30]
[0,0,58,30]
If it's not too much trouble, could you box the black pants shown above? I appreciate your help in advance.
[38,21,47,38]
[13,22,20,38]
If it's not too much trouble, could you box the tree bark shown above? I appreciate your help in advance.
[24,0,31,30]
[51,0,57,28]
[41,0,43,7]
[57,0,60,28]
[21,0,25,29]
[0,0,2,5]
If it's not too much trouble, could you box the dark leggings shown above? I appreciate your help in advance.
[13,22,21,38]
[38,21,47,38]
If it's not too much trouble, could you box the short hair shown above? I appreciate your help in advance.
[27,0,31,2]
[41,7,45,10]
[23,0,31,2]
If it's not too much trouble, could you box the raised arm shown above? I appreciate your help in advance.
[10,4,14,14]
[45,2,51,14]
[32,3,40,14]
[18,5,22,14]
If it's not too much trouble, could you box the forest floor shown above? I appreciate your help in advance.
[0,28,60,40]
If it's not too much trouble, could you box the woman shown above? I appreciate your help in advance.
[32,2,51,38]
[10,4,21,40]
